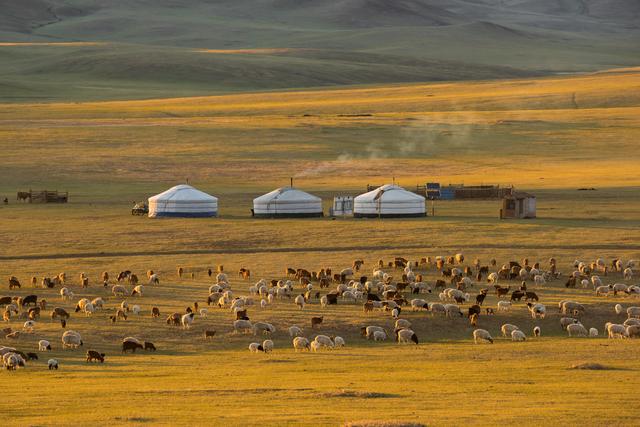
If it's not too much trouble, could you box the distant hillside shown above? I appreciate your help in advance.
[0,0,638,101]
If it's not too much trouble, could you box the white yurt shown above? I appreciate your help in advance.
[253,186,323,217]
[148,184,218,218]
[354,184,425,218]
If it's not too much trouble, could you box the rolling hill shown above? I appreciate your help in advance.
[0,0,639,101]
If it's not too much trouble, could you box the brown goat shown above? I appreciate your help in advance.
[311,316,323,329]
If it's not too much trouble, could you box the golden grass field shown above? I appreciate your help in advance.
[0,69,639,426]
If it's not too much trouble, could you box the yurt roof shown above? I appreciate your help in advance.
[355,184,425,202]
[254,187,321,204]
[149,184,217,202]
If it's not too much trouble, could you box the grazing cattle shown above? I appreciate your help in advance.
[475,293,487,306]
[117,271,131,282]
[122,340,143,353]
[20,295,37,307]
[86,350,105,363]
[311,316,323,329]
[510,291,525,302]
[524,292,539,302]
[239,268,251,280]
[166,313,181,326]
[8,277,21,289]
[325,293,338,305]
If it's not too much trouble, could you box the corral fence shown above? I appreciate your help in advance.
[17,190,68,203]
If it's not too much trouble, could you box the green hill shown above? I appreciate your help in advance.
[1,0,638,101]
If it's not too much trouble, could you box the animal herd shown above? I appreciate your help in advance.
[1,255,639,371]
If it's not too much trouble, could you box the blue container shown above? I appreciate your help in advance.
[439,188,456,200]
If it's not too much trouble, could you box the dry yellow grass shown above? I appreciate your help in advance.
[1,70,639,425]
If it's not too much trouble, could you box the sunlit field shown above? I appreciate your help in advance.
[1,69,639,426]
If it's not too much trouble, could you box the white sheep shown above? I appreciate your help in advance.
[342,290,357,303]
[612,283,628,295]
[560,317,580,329]
[624,318,640,327]
[60,287,74,301]
[487,273,498,284]
[626,307,640,319]
[288,325,303,338]
[615,304,624,315]
[260,299,268,309]
[131,285,144,296]
[497,301,511,312]
[48,358,59,370]
[23,320,35,333]
[262,339,274,353]
[589,327,599,337]
[429,303,446,316]
[501,324,520,337]
[333,336,345,348]
[395,319,412,330]
[199,308,208,318]
[294,294,305,310]
[527,303,546,319]
[234,320,253,334]
[395,328,418,345]
[626,325,640,338]
[313,334,335,350]
[533,326,541,337]
[595,285,611,296]
[566,323,588,337]
[623,268,633,280]
[91,297,104,310]
[267,293,275,304]
[473,329,493,344]
[3,353,25,370]
[511,329,526,342]
[591,275,603,289]
[181,312,195,329]
[112,284,127,297]
[130,305,140,315]
[372,330,387,341]
[248,342,263,353]
[293,337,310,351]
[605,322,628,339]
[84,303,96,316]
[320,295,328,308]
[253,322,276,335]
[38,340,51,351]
[444,304,463,318]
[410,299,428,311]
[363,325,386,340]
[61,330,83,349]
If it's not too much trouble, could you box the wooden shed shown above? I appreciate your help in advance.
[500,191,536,219]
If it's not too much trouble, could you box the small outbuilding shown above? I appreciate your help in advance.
[354,184,426,218]
[500,191,536,219]
[253,186,323,218]
[148,184,218,218]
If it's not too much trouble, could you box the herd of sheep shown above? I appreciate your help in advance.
[1,254,639,371]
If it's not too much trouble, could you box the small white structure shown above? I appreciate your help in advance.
[148,184,218,218]
[500,191,536,219]
[330,196,353,216]
[354,184,425,218]
[253,187,323,217]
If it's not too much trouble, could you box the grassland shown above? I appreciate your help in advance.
[1,68,640,425]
